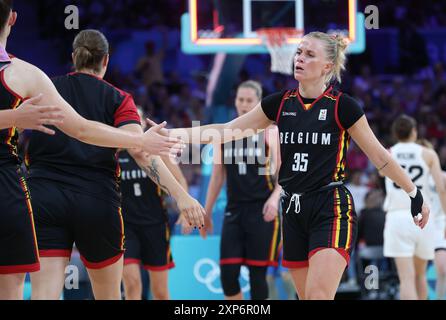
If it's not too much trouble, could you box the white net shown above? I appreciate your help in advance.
[258,28,303,75]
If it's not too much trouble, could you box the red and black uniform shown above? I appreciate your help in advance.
[119,150,174,271]
[219,131,280,300]
[220,131,280,267]
[26,72,140,269]
[0,48,39,274]
[261,87,364,268]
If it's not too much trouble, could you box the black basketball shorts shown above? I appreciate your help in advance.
[281,185,358,269]
[123,222,175,271]
[28,178,125,269]
[0,166,40,274]
[220,201,281,267]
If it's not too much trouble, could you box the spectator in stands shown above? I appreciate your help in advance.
[358,190,386,247]
[135,39,166,88]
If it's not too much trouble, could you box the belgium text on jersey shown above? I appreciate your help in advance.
[280,131,332,145]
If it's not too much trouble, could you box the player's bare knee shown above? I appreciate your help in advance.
[123,274,141,292]
[151,285,169,300]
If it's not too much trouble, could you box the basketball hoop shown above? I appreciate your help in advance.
[257,28,304,75]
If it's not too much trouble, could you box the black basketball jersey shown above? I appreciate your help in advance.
[261,87,364,194]
[0,57,22,167]
[222,131,274,209]
[119,151,167,225]
[26,72,140,198]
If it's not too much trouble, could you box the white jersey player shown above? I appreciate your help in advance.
[384,116,446,300]
[427,172,446,251]
[419,139,446,299]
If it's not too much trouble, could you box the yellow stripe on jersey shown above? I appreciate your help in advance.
[345,191,353,250]
[333,131,346,181]
[6,126,16,146]
[166,223,172,262]
[24,152,30,167]
[334,189,342,248]
[118,207,125,251]
[324,95,337,102]
[264,146,274,191]
[268,216,280,261]
[5,98,21,147]
[341,137,350,178]
[18,176,40,260]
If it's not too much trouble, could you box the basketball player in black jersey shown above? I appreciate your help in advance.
[121,108,190,300]
[25,30,205,300]
[201,81,281,300]
[153,31,429,300]
[0,0,198,300]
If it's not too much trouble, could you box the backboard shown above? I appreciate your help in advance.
[182,0,365,54]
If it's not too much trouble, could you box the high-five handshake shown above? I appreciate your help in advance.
[1,94,185,158]
[9,96,430,233]
[4,94,206,230]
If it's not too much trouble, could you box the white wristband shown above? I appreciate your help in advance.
[408,187,417,198]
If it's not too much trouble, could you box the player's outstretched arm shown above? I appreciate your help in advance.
[149,103,273,145]
[348,115,429,228]
[20,60,182,155]
[0,94,64,134]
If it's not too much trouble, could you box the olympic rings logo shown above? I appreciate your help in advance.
[193,258,251,294]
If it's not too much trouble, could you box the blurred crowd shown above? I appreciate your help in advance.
[360,0,446,28]
[36,0,186,32]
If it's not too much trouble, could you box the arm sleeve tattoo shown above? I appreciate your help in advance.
[142,158,172,197]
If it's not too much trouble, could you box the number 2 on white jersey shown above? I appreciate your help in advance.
[393,165,424,189]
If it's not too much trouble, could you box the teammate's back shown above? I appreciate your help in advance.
[26,72,139,191]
